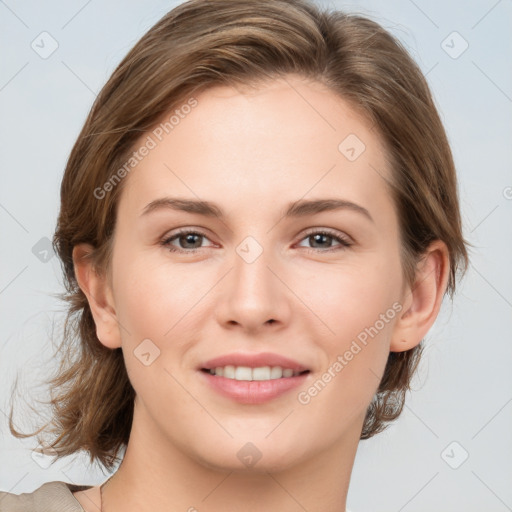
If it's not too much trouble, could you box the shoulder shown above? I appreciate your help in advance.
[0,481,89,512]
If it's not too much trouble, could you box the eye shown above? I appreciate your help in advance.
[160,229,214,253]
[296,228,352,253]
[160,227,352,255]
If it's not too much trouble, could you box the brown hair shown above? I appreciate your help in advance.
[9,0,468,470]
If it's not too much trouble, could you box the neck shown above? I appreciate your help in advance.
[101,402,362,512]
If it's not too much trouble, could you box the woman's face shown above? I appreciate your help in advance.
[106,75,408,472]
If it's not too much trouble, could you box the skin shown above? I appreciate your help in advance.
[72,75,449,512]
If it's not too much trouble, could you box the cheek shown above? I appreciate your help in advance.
[110,254,201,406]
[112,252,206,339]
[295,295,397,443]
[293,254,401,412]
[302,254,402,346]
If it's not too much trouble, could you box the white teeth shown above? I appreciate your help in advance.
[209,365,303,381]
[234,366,252,381]
[270,366,282,379]
[252,366,271,381]
[223,365,235,379]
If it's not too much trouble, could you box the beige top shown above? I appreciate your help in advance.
[0,482,357,511]
[0,481,90,512]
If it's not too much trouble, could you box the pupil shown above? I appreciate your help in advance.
[182,234,201,248]
[311,233,330,248]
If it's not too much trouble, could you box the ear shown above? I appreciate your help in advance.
[72,243,122,349]
[390,240,450,352]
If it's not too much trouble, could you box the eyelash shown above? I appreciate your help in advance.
[160,227,353,254]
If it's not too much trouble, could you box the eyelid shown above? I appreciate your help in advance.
[160,227,215,250]
[294,227,353,253]
[160,226,353,254]
[297,226,353,245]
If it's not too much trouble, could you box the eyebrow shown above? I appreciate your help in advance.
[140,197,374,223]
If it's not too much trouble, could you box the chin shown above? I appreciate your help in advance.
[188,434,313,474]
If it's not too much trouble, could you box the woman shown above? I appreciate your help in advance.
[2,0,468,510]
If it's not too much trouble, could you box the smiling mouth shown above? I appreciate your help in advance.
[201,366,310,381]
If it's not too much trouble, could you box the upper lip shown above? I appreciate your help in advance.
[200,352,309,372]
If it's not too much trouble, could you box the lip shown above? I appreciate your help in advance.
[199,372,309,404]
[200,352,309,372]
[198,352,310,405]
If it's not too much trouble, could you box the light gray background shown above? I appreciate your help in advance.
[1,1,511,511]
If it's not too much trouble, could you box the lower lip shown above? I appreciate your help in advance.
[200,371,309,404]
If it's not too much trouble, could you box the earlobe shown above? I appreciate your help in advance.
[390,240,450,352]
[72,243,122,349]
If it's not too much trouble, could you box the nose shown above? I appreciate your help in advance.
[214,241,291,333]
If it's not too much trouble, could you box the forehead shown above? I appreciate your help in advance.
[118,76,394,223]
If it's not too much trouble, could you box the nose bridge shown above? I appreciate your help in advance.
[233,233,278,304]
[217,233,289,329]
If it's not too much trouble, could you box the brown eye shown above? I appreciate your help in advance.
[297,229,352,252]
[161,230,212,253]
